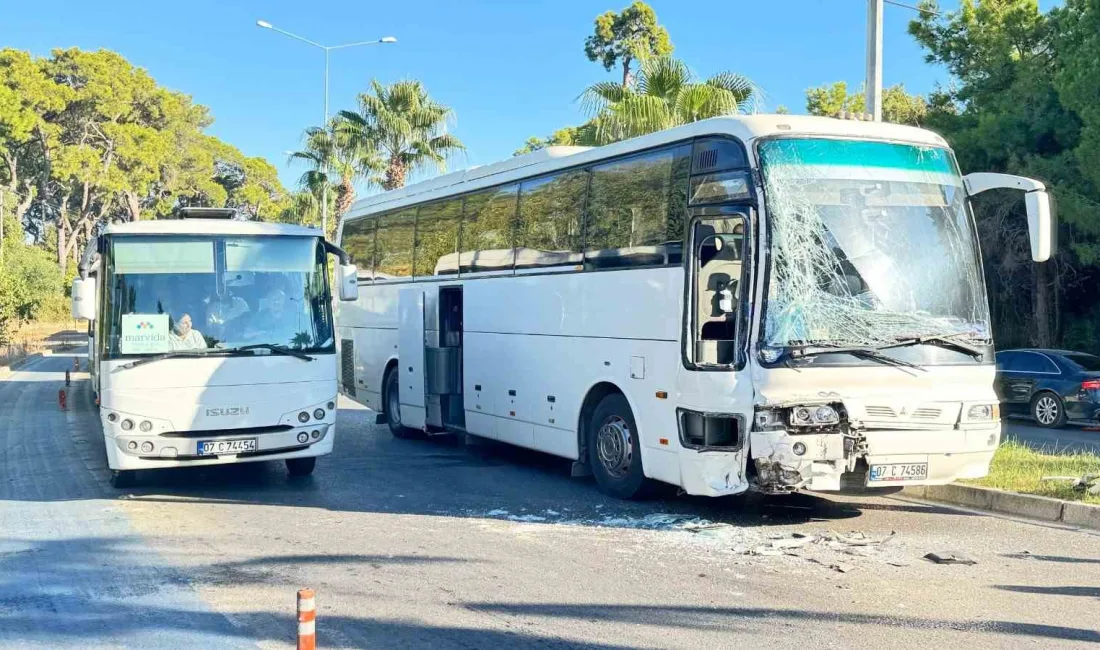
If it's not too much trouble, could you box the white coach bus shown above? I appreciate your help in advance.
[335,115,1054,499]
[71,208,361,487]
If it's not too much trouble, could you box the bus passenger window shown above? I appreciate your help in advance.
[341,217,376,278]
[459,185,518,273]
[375,208,416,279]
[414,199,462,276]
[516,171,586,269]
[584,144,691,269]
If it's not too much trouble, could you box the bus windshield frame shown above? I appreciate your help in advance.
[757,136,993,366]
[100,234,335,360]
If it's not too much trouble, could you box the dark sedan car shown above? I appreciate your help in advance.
[994,349,1100,428]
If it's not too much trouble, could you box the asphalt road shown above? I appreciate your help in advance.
[2,349,1099,649]
[1005,418,1100,454]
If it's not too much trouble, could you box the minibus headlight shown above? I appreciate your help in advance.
[298,411,310,424]
[121,419,134,431]
[107,412,118,423]
[139,420,153,432]
[313,408,325,420]
[140,441,154,453]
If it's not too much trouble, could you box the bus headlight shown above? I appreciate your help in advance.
[965,403,999,422]
[298,411,310,424]
[139,420,153,432]
[789,404,840,427]
[121,419,134,431]
[313,408,325,420]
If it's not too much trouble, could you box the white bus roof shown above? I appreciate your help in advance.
[102,220,322,238]
[342,114,950,224]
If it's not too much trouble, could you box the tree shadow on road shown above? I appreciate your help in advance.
[0,535,621,649]
[465,601,1100,644]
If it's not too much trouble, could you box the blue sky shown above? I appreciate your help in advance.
[1,0,1058,194]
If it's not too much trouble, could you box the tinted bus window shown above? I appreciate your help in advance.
[341,218,376,276]
[375,209,416,278]
[585,145,691,269]
[516,171,586,269]
[415,199,462,276]
[460,185,518,273]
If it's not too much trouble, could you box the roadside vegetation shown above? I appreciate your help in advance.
[965,439,1100,505]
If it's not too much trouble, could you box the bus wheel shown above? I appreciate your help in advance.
[109,470,136,489]
[588,393,652,499]
[286,456,316,477]
[384,369,422,440]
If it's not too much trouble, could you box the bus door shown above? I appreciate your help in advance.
[397,288,427,430]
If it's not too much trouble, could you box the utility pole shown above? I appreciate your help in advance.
[865,0,884,121]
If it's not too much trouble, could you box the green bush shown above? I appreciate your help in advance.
[0,215,65,345]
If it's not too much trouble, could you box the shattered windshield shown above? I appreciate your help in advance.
[759,138,990,351]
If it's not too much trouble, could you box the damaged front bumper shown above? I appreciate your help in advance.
[749,423,1002,493]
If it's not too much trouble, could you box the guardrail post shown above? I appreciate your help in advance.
[297,588,316,650]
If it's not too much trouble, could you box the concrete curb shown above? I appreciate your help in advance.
[902,484,1100,531]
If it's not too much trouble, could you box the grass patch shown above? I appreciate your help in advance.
[962,438,1100,504]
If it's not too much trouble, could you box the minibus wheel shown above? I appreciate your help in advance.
[588,393,652,499]
[384,368,422,439]
[286,456,316,477]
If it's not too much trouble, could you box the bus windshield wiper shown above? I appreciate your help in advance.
[225,343,314,362]
[880,333,985,360]
[788,345,927,372]
[116,348,217,371]
[116,344,313,371]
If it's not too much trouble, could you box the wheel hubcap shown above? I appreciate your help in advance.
[388,381,402,426]
[596,416,633,478]
[1036,397,1058,425]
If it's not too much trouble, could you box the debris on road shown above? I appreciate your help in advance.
[1040,472,1100,495]
[924,551,977,565]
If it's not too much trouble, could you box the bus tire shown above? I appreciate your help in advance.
[286,456,316,477]
[384,368,422,440]
[587,393,652,499]
[110,469,137,489]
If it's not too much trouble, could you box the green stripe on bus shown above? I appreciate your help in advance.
[761,139,955,174]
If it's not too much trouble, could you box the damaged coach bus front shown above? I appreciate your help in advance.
[746,134,1054,493]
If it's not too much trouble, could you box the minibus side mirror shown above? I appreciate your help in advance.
[338,264,359,302]
[71,278,97,321]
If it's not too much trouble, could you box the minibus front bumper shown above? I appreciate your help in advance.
[105,423,334,470]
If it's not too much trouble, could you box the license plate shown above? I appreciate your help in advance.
[197,438,257,456]
[869,462,928,483]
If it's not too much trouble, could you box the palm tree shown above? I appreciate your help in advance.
[337,80,464,191]
[580,56,758,145]
[289,121,383,235]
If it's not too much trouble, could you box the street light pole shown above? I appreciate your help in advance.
[256,20,396,236]
[865,0,884,121]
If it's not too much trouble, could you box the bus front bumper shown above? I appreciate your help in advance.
[105,424,334,471]
[749,424,1002,493]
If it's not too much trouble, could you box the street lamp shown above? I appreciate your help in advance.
[256,19,397,235]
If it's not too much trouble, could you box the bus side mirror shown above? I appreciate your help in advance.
[71,278,97,321]
[1025,190,1055,263]
[963,172,1056,263]
[338,264,359,302]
